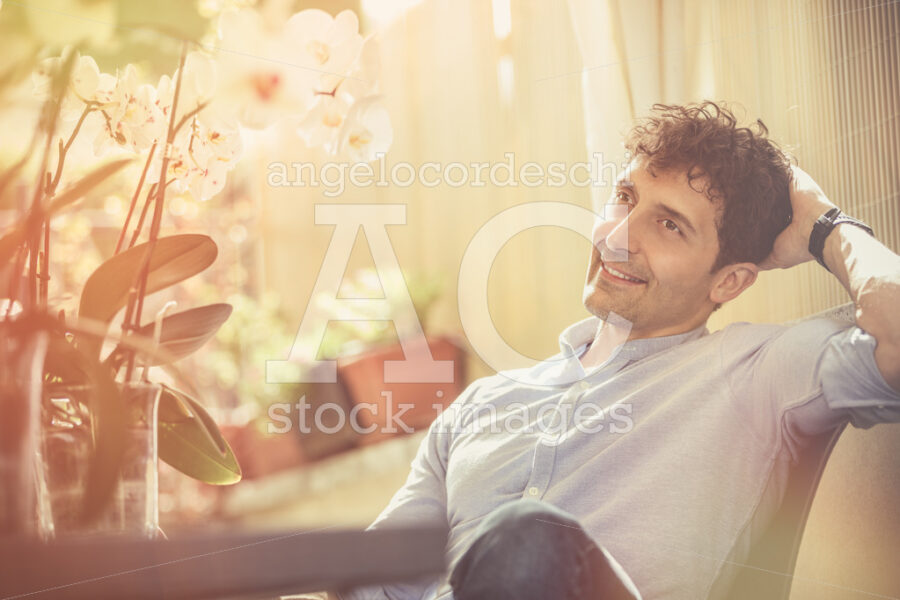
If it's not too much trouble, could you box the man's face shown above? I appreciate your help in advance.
[583,157,723,339]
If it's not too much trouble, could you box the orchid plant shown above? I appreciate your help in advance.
[0,4,391,523]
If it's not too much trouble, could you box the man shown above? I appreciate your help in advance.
[306,101,900,599]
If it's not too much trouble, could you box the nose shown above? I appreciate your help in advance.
[597,203,634,262]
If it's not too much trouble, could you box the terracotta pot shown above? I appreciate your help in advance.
[284,374,360,460]
[221,375,363,479]
[337,336,467,445]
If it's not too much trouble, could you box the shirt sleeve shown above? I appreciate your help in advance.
[338,381,484,600]
[723,317,900,459]
[817,324,900,426]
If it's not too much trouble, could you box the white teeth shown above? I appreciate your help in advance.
[604,264,644,283]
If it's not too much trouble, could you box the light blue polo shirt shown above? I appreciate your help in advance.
[340,316,900,600]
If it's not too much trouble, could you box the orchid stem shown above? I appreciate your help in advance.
[49,103,95,192]
[128,182,157,250]
[173,101,208,136]
[37,103,95,306]
[25,53,73,312]
[123,41,189,382]
[39,222,50,307]
[115,141,157,255]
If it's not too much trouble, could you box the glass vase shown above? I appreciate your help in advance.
[36,381,162,538]
[0,330,48,537]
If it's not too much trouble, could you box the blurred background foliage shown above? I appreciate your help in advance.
[0,0,413,428]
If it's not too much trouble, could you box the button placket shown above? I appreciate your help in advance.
[521,384,583,500]
[523,442,552,499]
[522,387,567,499]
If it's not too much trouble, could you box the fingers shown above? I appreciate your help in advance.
[757,256,778,271]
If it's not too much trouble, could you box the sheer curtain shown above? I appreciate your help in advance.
[260,0,593,378]
[567,3,900,597]
[566,0,717,210]
[261,0,896,379]
[566,0,899,327]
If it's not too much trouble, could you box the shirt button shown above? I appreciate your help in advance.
[527,486,540,496]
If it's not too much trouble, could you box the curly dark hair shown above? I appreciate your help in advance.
[624,101,793,272]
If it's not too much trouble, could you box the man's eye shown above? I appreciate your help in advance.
[661,219,681,233]
[614,191,633,205]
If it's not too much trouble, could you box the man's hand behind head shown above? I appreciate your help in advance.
[759,165,837,270]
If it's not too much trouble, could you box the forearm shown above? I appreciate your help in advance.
[823,223,900,391]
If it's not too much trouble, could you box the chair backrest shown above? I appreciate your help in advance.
[711,303,856,600]
[721,424,846,599]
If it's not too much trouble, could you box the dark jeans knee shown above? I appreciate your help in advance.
[475,498,583,538]
[450,499,640,600]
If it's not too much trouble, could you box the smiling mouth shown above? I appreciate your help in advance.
[600,259,647,284]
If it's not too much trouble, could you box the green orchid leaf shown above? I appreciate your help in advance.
[157,386,193,422]
[157,385,241,485]
[78,234,218,359]
[78,361,127,525]
[109,303,233,368]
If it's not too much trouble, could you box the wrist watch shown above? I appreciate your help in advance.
[808,207,874,272]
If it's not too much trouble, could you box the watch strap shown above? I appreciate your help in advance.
[808,207,874,272]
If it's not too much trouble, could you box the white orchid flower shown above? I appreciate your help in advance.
[146,117,243,203]
[156,51,225,131]
[346,34,382,96]
[295,90,353,153]
[213,8,315,129]
[283,9,364,94]
[337,95,393,163]
[32,51,105,120]
[93,65,166,155]
[186,122,244,201]
[295,35,384,155]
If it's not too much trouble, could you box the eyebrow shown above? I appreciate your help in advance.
[615,179,698,236]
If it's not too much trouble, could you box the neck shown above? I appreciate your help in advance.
[626,318,708,342]
[579,314,708,369]
[579,316,631,369]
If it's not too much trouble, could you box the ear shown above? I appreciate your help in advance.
[709,262,758,305]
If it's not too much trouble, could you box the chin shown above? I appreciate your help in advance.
[584,284,643,326]
[582,284,612,319]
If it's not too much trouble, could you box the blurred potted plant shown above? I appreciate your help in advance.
[0,46,243,538]
[196,290,350,480]
[320,268,468,445]
[188,288,360,480]
[0,2,392,534]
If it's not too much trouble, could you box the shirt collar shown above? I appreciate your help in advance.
[559,316,709,363]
